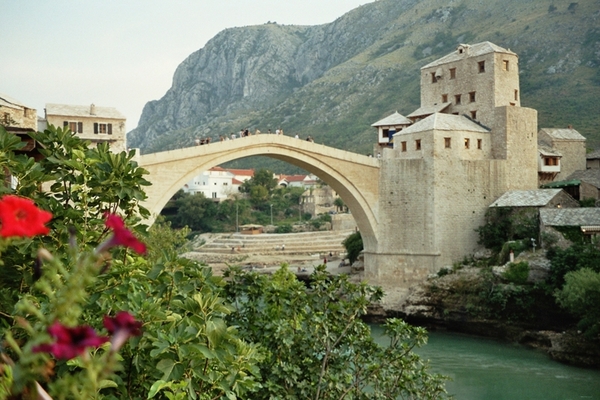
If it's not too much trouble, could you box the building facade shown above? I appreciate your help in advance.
[44,103,127,152]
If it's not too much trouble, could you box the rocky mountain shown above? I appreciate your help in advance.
[128,0,600,158]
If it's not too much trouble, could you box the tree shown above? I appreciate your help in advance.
[171,192,217,231]
[240,168,277,194]
[555,268,600,337]
[343,231,363,264]
[333,196,345,212]
[223,266,448,399]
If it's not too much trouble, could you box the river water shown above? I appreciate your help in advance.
[370,326,600,399]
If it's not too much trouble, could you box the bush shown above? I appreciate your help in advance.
[223,266,449,399]
[274,224,292,233]
[503,261,530,284]
[547,243,600,289]
[555,268,600,337]
[342,231,363,264]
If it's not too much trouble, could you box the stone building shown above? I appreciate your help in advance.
[43,103,127,152]
[537,127,586,183]
[367,41,540,286]
[586,149,600,169]
[0,93,37,130]
[371,111,412,154]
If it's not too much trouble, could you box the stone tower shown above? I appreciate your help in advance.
[366,42,538,288]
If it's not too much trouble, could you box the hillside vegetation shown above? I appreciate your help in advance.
[128,0,600,168]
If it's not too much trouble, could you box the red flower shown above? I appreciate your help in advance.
[103,311,142,351]
[33,322,109,360]
[0,195,52,238]
[97,214,146,255]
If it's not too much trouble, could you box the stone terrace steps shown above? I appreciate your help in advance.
[196,230,354,255]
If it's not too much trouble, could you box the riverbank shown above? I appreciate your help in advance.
[364,264,600,369]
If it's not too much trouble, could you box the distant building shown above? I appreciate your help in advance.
[371,111,412,152]
[0,94,41,188]
[278,174,318,188]
[44,103,127,152]
[227,168,255,183]
[586,149,600,170]
[183,167,241,201]
[0,93,37,130]
[537,127,586,183]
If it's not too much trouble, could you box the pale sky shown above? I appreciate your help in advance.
[1,0,375,130]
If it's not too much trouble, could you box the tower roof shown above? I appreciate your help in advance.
[422,41,517,69]
[398,113,489,135]
[371,111,411,127]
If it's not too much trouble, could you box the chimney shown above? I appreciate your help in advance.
[90,104,96,115]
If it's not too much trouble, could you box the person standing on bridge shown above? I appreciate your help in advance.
[275,128,280,135]
[255,128,261,135]
[295,134,299,139]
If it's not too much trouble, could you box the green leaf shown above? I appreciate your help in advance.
[156,358,176,380]
[147,380,170,399]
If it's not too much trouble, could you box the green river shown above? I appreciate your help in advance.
[371,326,600,399]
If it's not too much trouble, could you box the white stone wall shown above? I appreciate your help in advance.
[46,114,127,153]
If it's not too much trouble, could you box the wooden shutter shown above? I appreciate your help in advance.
[63,121,68,127]
[94,123,98,134]
[78,122,83,133]
[108,123,112,135]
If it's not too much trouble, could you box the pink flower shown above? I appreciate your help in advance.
[96,214,146,255]
[103,311,142,351]
[33,322,109,360]
[0,195,52,238]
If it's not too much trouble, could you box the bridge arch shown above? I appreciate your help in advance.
[137,135,380,251]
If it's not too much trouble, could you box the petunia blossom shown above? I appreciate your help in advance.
[33,322,109,360]
[0,195,52,238]
[96,213,146,255]
[103,311,142,352]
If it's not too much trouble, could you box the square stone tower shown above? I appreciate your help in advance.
[419,42,520,130]
[367,42,539,288]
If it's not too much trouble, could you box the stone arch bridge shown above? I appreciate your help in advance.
[137,135,381,251]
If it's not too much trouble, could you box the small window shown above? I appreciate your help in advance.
[444,137,451,148]
[442,94,448,103]
[514,89,518,101]
[455,94,461,105]
[503,60,509,71]
[470,110,477,120]
[450,68,456,79]
[415,139,421,150]
[431,72,437,83]
[93,123,112,134]
[212,192,217,199]
[214,182,217,185]
[478,61,485,73]
[464,138,470,149]
[223,182,228,186]
[477,139,482,150]
[469,91,476,102]
[66,121,83,133]
[401,141,407,152]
